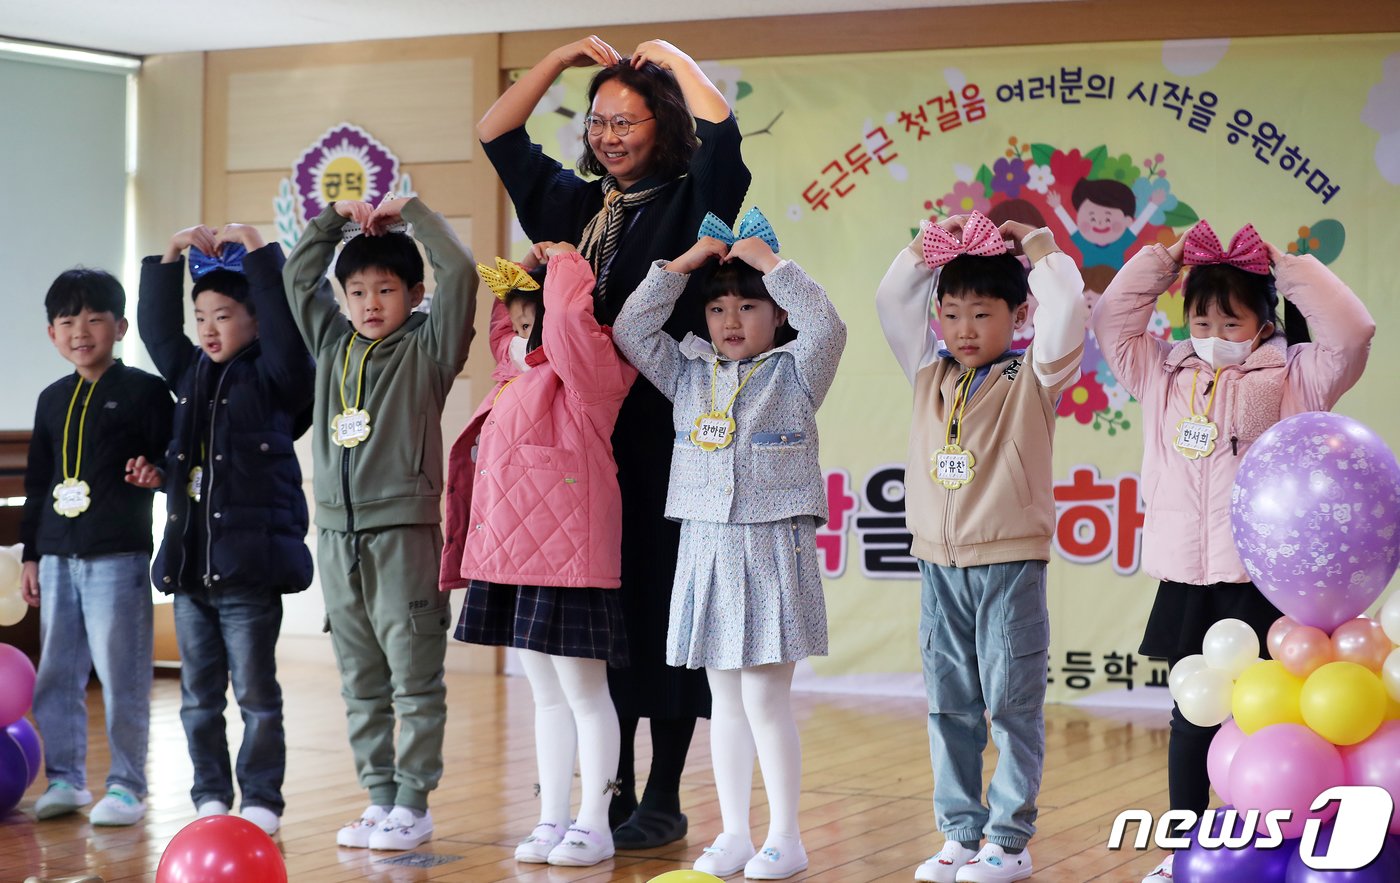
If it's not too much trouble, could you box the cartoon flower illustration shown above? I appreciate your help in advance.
[1057,372,1110,424]
[992,157,1030,197]
[1050,149,1092,188]
[1096,152,1142,186]
[786,204,803,222]
[1132,176,1179,225]
[698,62,746,105]
[293,125,399,223]
[1095,356,1124,392]
[1104,383,1132,411]
[940,180,991,215]
[1147,309,1173,340]
[1026,163,1056,194]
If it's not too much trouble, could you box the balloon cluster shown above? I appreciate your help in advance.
[0,545,27,627]
[1168,413,1400,880]
[0,643,40,817]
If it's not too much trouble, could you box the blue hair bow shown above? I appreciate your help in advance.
[697,206,780,253]
[188,244,247,279]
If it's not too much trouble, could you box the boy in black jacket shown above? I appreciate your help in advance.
[135,222,315,835]
[21,268,173,826]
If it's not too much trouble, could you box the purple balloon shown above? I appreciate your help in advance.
[1285,826,1400,882]
[1176,806,1293,882]
[1231,413,1400,632]
[5,718,39,788]
[0,730,25,817]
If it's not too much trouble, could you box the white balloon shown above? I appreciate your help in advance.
[0,547,20,596]
[1384,648,1400,705]
[1169,654,1209,698]
[1175,668,1235,727]
[1202,618,1259,678]
[1381,592,1400,646]
[0,592,27,628]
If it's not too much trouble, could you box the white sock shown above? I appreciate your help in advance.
[742,663,802,841]
[553,654,619,834]
[707,667,757,837]
[519,649,577,828]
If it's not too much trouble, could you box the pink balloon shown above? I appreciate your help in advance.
[1278,625,1335,678]
[1228,723,1345,839]
[1341,720,1400,835]
[1267,615,1302,659]
[1332,617,1392,672]
[1208,719,1247,805]
[0,644,35,728]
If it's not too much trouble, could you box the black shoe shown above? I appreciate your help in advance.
[612,808,688,849]
[608,791,638,830]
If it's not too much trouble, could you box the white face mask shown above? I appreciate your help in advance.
[509,335,531,372]
[1190,328,1263,369]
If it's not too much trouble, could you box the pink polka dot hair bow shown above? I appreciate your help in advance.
[1182,220,1271,275]
[920,210,1007,269]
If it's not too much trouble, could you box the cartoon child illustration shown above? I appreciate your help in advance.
[1048,178,1165,271]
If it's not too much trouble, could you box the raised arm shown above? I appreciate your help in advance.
[874,230,939,385]
[382,197,479,372]
[477,36,622,142]
[1273,244,1376,412]
[1005,222,1089,393]
[614,239,725,400]
[1089,240,1180,400]
[138,227,208,387]
[283,202,361,351]
[629,40,730,123]
[541,249,637,403]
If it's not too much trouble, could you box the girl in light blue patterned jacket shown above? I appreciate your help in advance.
[614,208,846,881]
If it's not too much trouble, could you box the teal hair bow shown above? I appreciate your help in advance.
[697,206,780,253]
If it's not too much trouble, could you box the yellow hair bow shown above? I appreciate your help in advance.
[478,257,540,301]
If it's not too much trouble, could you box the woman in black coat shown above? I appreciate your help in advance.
[477,34,751,848]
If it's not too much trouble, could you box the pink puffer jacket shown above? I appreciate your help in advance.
[1092,244,1375,586]
[440,252,637,590]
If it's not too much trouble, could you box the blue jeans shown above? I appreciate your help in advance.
[919,559,1048,850]
[174,588,285,814]
[33,553,153,797]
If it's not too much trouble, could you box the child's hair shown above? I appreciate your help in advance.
[191,270,253,314]
[1070,177,1136,216]
[1183,264,1312,344]
[45,267,126,323]
[936,253,1029,308]
[578,60,698,182]
[988,198,1048,230]
[505,267,547,354]
[334,232,425,290]
[1081,264,1119,295]
[700,260,797,347]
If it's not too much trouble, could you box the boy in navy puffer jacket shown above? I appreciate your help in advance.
[136,222,315,836]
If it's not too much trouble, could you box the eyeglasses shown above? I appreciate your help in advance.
[583,115,655,137]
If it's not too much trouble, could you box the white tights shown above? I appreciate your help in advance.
[707,662,803,843]
[518,649,620,833]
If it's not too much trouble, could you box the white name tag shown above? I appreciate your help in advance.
[188,466,204,502]
[931,445,976,490]
[53,479,91,517]
[332,408,372,448]
[1174,415,1218,459]
[691,412,736,451]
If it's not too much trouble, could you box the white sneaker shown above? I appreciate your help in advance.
[917,842,980,883]
[744,838,809,880]
[239,805,281,836]
[546,824,615,867]
[336,804,390,848]
[35,782,93,820]
[368,806,433,851]
[693,832,757,878]
[955,844,1033,882]
[515,822,566,863]
[1142,853,1174,882]
[196,800,230,818]
[89,787,146,826]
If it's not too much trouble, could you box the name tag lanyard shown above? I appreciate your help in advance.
[934,369,977,490]
[53,375,100,516]
[332,335,385,448]
[1174,367,1224,460]
[691,356,769,451]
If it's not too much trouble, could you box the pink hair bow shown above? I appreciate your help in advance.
[1182,221,1270,275]
[921,211,1007,269]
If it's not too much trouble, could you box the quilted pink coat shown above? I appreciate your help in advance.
[440,252,637,590]
[1092,244,1375,586]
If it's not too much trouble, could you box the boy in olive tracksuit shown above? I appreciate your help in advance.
[283,196,477,850]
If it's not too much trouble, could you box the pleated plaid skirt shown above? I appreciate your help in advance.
[455,581,629,668]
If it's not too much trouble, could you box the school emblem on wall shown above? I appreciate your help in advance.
[274,123,414,251]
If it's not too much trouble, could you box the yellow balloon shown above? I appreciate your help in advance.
[1231,660,1305,734]
[1300,661,1387,746]
[649,873,725,883]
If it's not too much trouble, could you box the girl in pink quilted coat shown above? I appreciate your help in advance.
[440,243,637,868]
[1091,220,1374,883]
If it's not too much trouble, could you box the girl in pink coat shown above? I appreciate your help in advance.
[441,244,637,868]
[1091,220,1375,883]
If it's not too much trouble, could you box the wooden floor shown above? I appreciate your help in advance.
[0,639,1178,882]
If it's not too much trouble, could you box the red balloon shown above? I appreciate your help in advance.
[156,816,287,883]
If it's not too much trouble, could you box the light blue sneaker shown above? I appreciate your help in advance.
[90,786,146,826]
[35,781,93,820]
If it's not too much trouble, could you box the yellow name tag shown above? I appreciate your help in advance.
[187,466,204,502]
[932,444,976,490]
[332,408,372,448]
[1174,415,1218,459]
[691,412,735,452]
[53,478,91,518]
